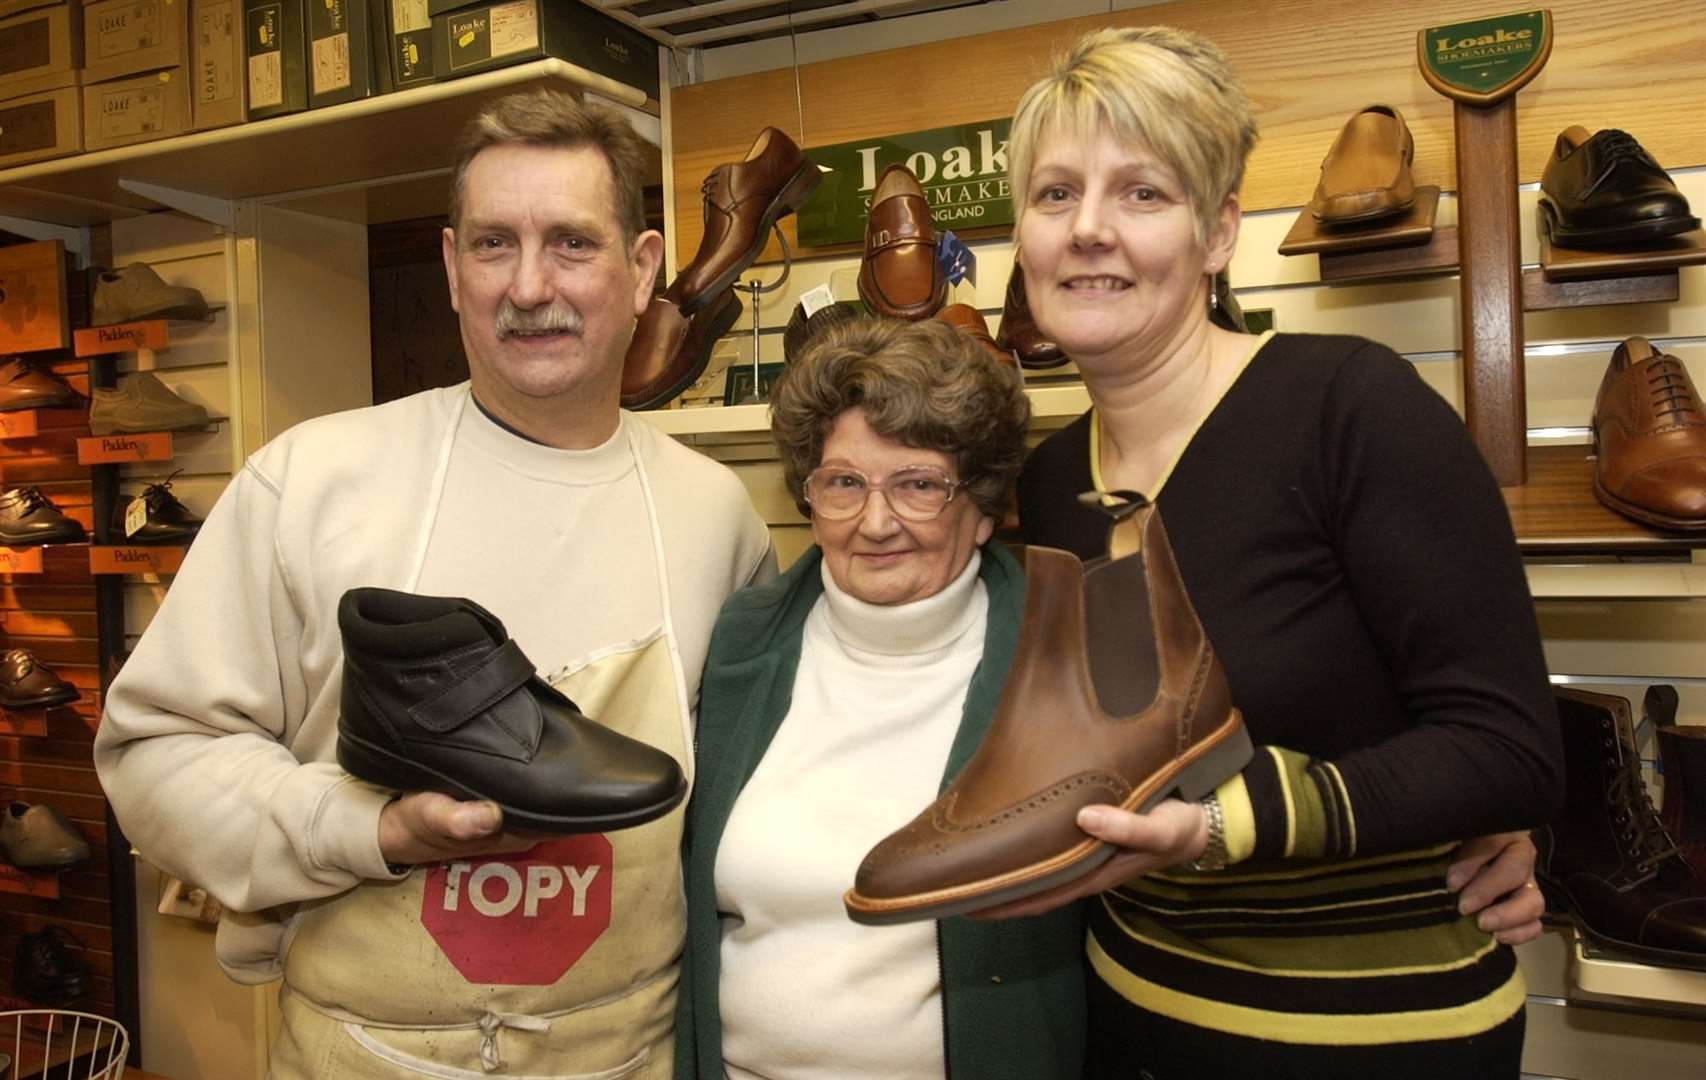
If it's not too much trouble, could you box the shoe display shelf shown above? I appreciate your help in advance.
[1569,925,1706,1009]
[643,382,1094,438]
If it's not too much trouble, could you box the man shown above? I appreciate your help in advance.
[95,90,773,1076]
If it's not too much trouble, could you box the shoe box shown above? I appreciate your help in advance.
[189,0,246,130]
[383,0,434,90]
[428,0,659,100]
[305,0,386,108]
[78,0,196,151]
[0,3,83,167]
[82,64,191,151]
[242,0,305,119]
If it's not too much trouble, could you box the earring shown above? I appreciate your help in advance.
[1207,275,1218,312]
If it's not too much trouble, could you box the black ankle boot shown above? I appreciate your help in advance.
[1652,685,1706,886]
[1535,687,1706,968]
[337,588,686,833]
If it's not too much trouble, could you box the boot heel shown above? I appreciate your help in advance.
[1161,715,1254,806]
[775,161,822,216]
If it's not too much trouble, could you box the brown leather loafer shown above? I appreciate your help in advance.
[0,358,76,412]
[933,304,1013,368]
[995,263,1065,370]
[857,164,947,320]
[1308,104,1416,225]
[1592,337,1706,530]
[666,128,820,316]
[621,292,743,411]
[846,493,1252,924]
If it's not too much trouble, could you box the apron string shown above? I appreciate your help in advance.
[477,1010,551,1072]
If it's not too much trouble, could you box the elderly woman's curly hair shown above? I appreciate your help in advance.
[770,317,1030,520]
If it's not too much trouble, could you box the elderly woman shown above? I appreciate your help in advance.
[674,317,1086,1079]
[991,26,1562,1078]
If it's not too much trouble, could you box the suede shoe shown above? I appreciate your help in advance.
[857,164,946,320]
[1308,104,1416,224]
[88,371,210,435]
[0,649,79,709]
[621,291,743,411]
[112,473,203,546]
[1,802,89,869]
[665,128,820,316]
[0,357,76,412]
[1540,127,1700,249]
[0,488,85,546]
[846,492,1252,924]
[337,588,687,833]
[1591,337,1706,530]
[91,263,211,325]
[13,927,88,1005]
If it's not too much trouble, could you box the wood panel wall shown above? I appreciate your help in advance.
[669,0,1706,269]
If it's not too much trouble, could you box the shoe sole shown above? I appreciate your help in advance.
[0,527,85,547]
[676,161,822,317]
[1311,195,1415,226]
[337,728,688,834]
[843,711,1254,925]
[0,397,77,413]
[625,291,744,411]
[1590,428,1706,531]
[0,687,80,709]
[1536,872,1706,971]
[1540,199,1702,249]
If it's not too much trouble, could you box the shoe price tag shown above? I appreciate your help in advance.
[123,496,148,539]
[799,284,836,318]
[936,231,975,286]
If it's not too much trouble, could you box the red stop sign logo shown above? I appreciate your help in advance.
[421,835,613,985]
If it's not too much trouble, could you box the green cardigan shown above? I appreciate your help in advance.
[675,543,1087,1080]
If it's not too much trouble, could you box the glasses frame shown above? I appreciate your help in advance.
[803,464,967,523]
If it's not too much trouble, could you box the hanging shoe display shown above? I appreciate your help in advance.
[621,292,744,412]
[337,588,688,833]
[0,357,77,412]
[112,473,204,546]
[664,127,820,316]
[0,802,90,869]
[1539,127,1700,249]
[0,487,86,546]
[0,649,80,709]
[1535,687,1706,969]
[88,371,211,435]
[857,163,947,320]
[994,262,1065,370]
[90,263,212,326]
[1307,104,1417,225]
[845,491,1251,924]
[1590,337,1706,531]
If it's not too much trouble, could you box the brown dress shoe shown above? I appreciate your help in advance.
[995,263,1065,370]
[1308,104,1416,225]
[0,357,76,412]
[666,128,820,316]
[857,164,947,320]
[1592,337,1706,530]
[933,304,1014,368]
[621,292,743,411]
[845,493,1252,924]
[0,648,79,709]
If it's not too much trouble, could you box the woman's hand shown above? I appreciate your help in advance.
[1446,831,1546,945]
[970,799,1207,920]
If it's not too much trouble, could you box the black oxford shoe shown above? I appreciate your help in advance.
[1540,126,1700,249]
[337,588,687,833]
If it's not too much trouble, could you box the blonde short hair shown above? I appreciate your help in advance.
[770,318,1030,520]
[1008,26,1258,244]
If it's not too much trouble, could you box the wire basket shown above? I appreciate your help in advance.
[0,1011,128,1080]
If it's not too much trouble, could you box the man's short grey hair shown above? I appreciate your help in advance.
[771,318,1030,521]
[447,89,649,243]
[1008,26,1259,245]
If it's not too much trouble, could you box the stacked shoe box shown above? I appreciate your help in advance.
[241,0,389,119]
[81,0,193,151]
[427,0,658,100]
[188,0,246,130]
[0,1,84,168]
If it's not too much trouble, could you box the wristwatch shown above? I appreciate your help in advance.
[1186,792,1228,872]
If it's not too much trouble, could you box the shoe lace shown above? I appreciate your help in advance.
[1646,356,1703,422]
[141,469,184,509]
[1590,130,1664,191]
[7,486,52,513]
[1606,754,1684,890]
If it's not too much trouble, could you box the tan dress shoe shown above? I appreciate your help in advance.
[1308,105,1416,225]
[933,304,1014,368]
[1592,337,1706,530]
[0,357,76,412]
[621,292,743,411]
[845,493,1251,924]
[857,164,947,320]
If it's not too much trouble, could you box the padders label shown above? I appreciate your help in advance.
[421,835,612,985]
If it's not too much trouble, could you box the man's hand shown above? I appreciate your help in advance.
[971,799,1208,920]
[1447,831,1546,945]
[377,792,545,868]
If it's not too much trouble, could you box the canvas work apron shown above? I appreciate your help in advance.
[264,408,700,1078]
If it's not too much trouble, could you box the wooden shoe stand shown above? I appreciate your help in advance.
[0,239,142,1056]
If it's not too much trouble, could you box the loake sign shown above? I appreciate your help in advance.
[796,118,1012,247]
[1418,8,1552,106]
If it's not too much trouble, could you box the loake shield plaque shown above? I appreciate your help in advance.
[1419,9,1552,106]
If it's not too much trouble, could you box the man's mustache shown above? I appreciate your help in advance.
[495,302,584,339]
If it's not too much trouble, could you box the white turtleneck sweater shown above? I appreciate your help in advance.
[714,551,988,1080]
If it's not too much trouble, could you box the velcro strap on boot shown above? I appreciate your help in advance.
[408,640,537,734]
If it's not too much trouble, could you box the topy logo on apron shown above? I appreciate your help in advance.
[420,835,614,985]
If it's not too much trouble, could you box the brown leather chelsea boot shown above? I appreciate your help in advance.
[845,492,1252,924]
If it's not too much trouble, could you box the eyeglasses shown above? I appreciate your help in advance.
[804,465,966,522]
